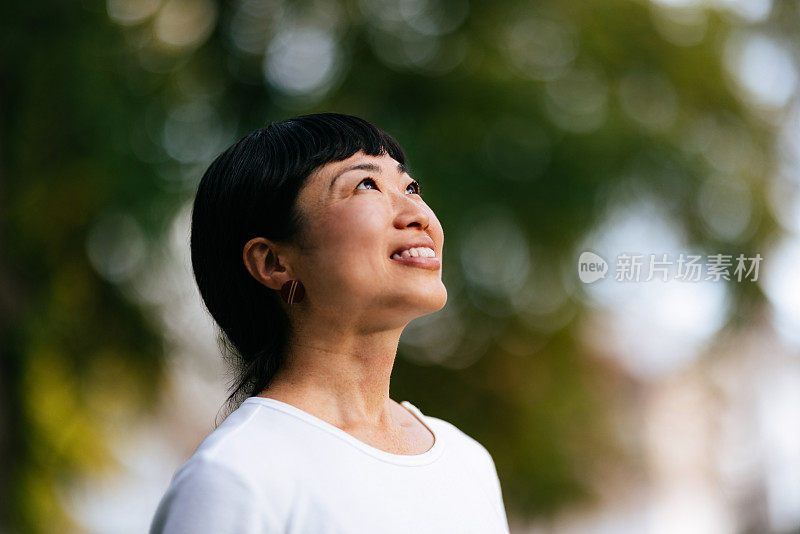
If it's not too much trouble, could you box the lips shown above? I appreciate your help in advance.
[389,237,437,258]
[390,253,441,270]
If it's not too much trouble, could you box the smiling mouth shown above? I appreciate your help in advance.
[389,250,440,271]
[390,246,436,260]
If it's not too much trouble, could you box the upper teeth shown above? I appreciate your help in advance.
[392,247,435,259]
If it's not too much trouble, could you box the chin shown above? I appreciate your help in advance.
[379,279,448,316]
[415,283,448,314]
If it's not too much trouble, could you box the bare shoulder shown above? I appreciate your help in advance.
[415,411,495,460]
[392,399,436,452]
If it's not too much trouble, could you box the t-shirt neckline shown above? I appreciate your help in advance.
[242,396,445,466]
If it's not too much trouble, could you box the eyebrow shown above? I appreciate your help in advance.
[328,161,414,192]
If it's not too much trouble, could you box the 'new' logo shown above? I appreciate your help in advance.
[578,251,608,283]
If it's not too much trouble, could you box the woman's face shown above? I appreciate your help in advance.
[288,150,447,327]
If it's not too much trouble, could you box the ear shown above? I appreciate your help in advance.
[242,237,292,290]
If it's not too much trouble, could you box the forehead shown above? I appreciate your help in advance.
[315,152,404,180]
[297,151,406,207]
[306,152,406,192]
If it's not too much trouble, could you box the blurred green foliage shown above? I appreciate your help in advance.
[1,0,785,531]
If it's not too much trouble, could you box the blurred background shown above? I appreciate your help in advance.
[2,0,800,532]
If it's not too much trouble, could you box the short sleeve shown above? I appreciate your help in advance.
[149,457,280,534]
[466,440,510,532]
[481,447,510,531]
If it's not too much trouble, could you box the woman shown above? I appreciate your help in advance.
[150,113,510,533]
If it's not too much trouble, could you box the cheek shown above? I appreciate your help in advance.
[427,212,446,263]
[311,205,386,261]
[429,211,445,243]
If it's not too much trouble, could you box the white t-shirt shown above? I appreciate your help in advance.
[150,397,510,533]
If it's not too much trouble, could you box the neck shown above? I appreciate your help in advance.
[256,317,405,430]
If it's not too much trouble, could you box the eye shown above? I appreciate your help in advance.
[355,177,378,191]
[406,180,421,195]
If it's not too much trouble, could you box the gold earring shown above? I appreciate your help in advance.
[280,280,305,305]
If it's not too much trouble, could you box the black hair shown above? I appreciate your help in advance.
[190,113,407,413]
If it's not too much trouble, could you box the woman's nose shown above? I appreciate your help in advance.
[392,192,430,230]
